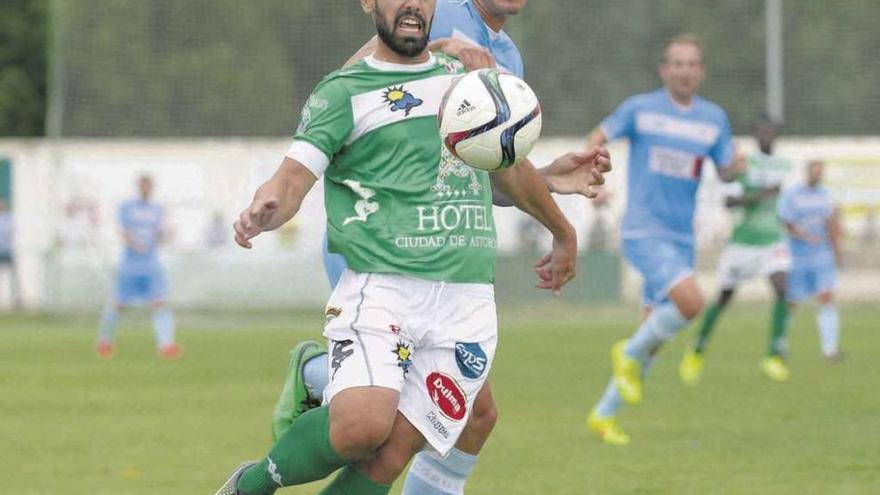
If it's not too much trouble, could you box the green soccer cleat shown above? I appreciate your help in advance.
[588,409,630,446]
[213,461,257,495]
[679,346,705,386]
[611,339,643,404]
[761,356,790,382]
[272,340,326,441]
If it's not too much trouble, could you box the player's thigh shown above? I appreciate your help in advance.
[399,285,497,456]
[322,270,415,454]
[786,265,814,303]
[623,237,696,307]
[814,265,838,302]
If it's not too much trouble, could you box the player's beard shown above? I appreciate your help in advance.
[374,6,431,58]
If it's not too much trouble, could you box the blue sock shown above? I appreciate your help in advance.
[594,357,655,417]
[624,302,689,361]
[303,353,329,401]
[817,303,840,357]
[98,307,119,343]
[402,449,478,495]
[151,307,176,348]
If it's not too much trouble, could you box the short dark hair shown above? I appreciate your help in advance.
[663,34,704,62]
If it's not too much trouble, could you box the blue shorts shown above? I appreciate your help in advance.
[787,261,837,303]
[622,237,695,307]
[322,232,347,290]
[116,266,168,306]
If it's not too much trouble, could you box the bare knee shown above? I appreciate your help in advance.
[356,413,425,485]
[329,387,399,460]
[670,277,704,320]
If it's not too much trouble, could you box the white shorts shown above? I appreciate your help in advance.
[718,242,791,289]
[322,269,497,455]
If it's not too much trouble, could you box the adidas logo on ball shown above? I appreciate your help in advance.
[456,99,475,116]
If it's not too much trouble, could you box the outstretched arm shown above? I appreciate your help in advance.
[233,158,318,248]
[726,185,780,208]
[829,206,844,266]
[491,161,577,294]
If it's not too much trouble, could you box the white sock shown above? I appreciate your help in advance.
[151,307,176,348]
[817,303,840,357]
[625,302,689,361]
[401,449,478,495]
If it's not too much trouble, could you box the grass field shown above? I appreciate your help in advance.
[2,302,878,494]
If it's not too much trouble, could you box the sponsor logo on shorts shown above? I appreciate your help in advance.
[455,342,487,379]
[330,339,354,380]
[392,341,413,376]
[389,324,401,335]
[325,306,342,320]
[425,411,450,439]
[426,372,467,421]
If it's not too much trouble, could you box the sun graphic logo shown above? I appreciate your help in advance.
[383,85,423,116]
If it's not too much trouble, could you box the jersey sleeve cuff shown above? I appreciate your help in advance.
[286,139,330,178]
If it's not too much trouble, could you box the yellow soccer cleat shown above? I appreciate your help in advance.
[679,347,705,386]
[761,356,790,382]
[588,409,630,446]
[611,340,642,404]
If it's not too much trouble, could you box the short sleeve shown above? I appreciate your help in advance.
[710,111,735,169]
[429,1,456,40]
[599,96,639,141]
[777,189,795,222]
[721,180,744,199]
[288,79,353,176]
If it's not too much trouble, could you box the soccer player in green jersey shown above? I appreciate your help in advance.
[214,1,584,493]
[680,118,794,384]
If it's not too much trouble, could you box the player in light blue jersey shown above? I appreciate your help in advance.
[778,160,844,359]
[584,35,743,445]
[95,175,181,359]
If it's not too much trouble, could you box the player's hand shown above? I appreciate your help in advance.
[435,38,496,71]
[540,147,612,198]
[533,233,577,295]
[233,197,280,249]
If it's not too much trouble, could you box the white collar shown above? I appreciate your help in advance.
[364,54,436,72]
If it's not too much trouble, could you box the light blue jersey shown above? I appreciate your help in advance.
[116,199,167,305]
[778,184,835,265]
[603,88,734,305]
[322,0,525,288]
[431,0,524,78]
[602,88,735,244]
[778,184,837,302]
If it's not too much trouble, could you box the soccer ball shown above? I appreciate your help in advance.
[438,69,542,171]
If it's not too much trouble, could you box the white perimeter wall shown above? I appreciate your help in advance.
[1,136,878,310]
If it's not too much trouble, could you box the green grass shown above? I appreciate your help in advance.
[2,303,878,494]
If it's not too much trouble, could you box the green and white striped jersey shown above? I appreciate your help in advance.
[288,54,497,283]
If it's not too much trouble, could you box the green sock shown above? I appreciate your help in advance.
[237,406,347,495]
[768,299,789,357]
[694,303,721,354]
[318,465,391,495]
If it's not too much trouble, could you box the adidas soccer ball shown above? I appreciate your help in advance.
[438,69,542,171]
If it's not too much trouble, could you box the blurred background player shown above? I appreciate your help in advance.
[272,1,611,494]
[679,118,793,384]
[95,174,182,359]
[0,198,22,309]
[584,34,741,445]
[778,160,844,359]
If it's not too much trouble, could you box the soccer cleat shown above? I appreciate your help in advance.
[761,356,790,381]
[95,340,115,360]
[213,461,257,495]
[679,347,705,386]
[588,409,630,446]
[272,340,326,441]
[611,340,642,404]
[158,342,183,359]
